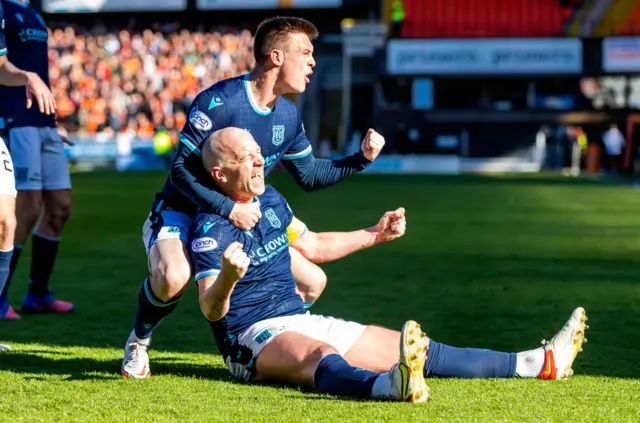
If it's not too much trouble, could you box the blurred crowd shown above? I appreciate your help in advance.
[48,21,255,144]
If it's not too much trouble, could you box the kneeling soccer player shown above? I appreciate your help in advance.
[189,127,589,402]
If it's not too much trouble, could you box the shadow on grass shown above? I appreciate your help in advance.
[0,352,233,382]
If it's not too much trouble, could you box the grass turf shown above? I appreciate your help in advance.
[0,171,639,422]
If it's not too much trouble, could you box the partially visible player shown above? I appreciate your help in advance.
[122,16,385,377]
[188,128,589,400]
[0,0,57,351]
[0,0,72,322]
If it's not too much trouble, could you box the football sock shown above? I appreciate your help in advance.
[424,341,516,378]
[303,302,314,310]
[133,277,181,340]
[0,249,13,297]
[314,353,380,399]
[515,347,545,377]
[28,233,60,296]
[1,244,22,297]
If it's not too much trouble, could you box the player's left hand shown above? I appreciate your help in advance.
[360,128,385,162]
[373,207,406,243]
[25,72,57,116]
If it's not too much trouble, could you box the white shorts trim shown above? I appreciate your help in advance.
[0,138,16,198]
[8,126,71,191]
[226,312,367,381]
[141,209,193,255]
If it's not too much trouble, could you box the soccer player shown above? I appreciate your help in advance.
[122,17,385,377]
[0,0,73,321]
[189,127,588,401]
[0,0,57,350]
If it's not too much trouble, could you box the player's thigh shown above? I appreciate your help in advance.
[7,127,42,191]
[343,326,401,373]
[289,247,326,296]
[254,331,338,387]
[40,127,71,191]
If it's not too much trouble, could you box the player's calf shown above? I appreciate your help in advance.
[39,189,72,237]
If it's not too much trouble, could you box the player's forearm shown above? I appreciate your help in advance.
[297,229,379,264]
[0,58,29,87]
[199,272,239,321]
[169,143,235,217]
[282,152,371,192]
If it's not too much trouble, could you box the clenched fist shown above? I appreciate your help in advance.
[229,201,261,230]
[221,242,251,282]
[361,128,385,162]
[373,207,406,243]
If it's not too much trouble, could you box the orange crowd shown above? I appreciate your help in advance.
[48,23,255,144]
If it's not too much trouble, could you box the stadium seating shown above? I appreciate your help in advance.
[400,0,575,38]
[614,1,640,35]
[48,23,254,142]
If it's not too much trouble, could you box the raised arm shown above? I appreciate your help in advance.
[290,208,406,264]
[281,112,384,191]
[196,242,250,322]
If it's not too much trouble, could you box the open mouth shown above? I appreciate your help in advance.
[251,171,263,183]
[305,72,313,83]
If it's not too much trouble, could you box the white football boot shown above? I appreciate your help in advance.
[386,320,430,403]
[121,330,151,379]
[538,307,588,380]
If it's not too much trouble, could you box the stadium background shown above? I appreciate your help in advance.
[25,0,640,178]
[2,1,640,421]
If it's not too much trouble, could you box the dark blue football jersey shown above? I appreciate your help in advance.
[190,185,306,339]
[159,74,312,215]
[0,0,54,129]
[0,1,6,57]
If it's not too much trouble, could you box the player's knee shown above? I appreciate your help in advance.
[45,197,72,231]
[297,268,327,304]
[153,259,191,301]
[307,344,340,367]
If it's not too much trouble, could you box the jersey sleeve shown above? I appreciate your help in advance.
[0,2,7,57]
[179,89,229,154]
[287,216,308,244]
[170,89,236,217]
[190,218,233,282]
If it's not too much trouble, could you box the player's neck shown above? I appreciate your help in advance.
[247,68,278,110]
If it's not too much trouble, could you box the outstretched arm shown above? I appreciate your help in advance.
[290,208,406,264]
[282,113,384,191]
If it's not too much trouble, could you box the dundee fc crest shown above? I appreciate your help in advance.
[272,125,285,146]
[265,208,281,229]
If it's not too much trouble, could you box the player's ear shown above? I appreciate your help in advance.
[211,167,227,183]
[270,48,284,67]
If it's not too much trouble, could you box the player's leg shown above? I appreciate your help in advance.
[289,247,326,308]
[343,307,588,381]
[19,127,73,313]
[121,210,192,379]
[0,127,41,317]
[0,137,17,349]
[241,318,428,402]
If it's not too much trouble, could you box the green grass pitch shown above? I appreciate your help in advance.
[1,171,639,422]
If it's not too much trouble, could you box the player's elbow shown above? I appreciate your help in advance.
[293,236,323,263]
[199,297,228,322]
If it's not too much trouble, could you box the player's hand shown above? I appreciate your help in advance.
[25,72,56,116]
[229,201,261,230]
[221,242,251,282]
[57,124,74,146]
[361,128,385,162]
[373,207,406,243]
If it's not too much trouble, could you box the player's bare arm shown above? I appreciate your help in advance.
[0,53,56,116]
[290,208,406,263]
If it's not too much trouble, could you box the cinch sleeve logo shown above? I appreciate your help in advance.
[191,237,218,253]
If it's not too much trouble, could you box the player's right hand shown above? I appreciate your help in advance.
[25,72,56,116]
[229,201,262,230]
[221,242,250,281]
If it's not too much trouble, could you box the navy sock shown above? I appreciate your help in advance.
[132,277,181,340]
[1,244,22,298]
[28,233,60,296]
[314,353,379,398]
[0,249,13,296]
[424,341,516,379]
